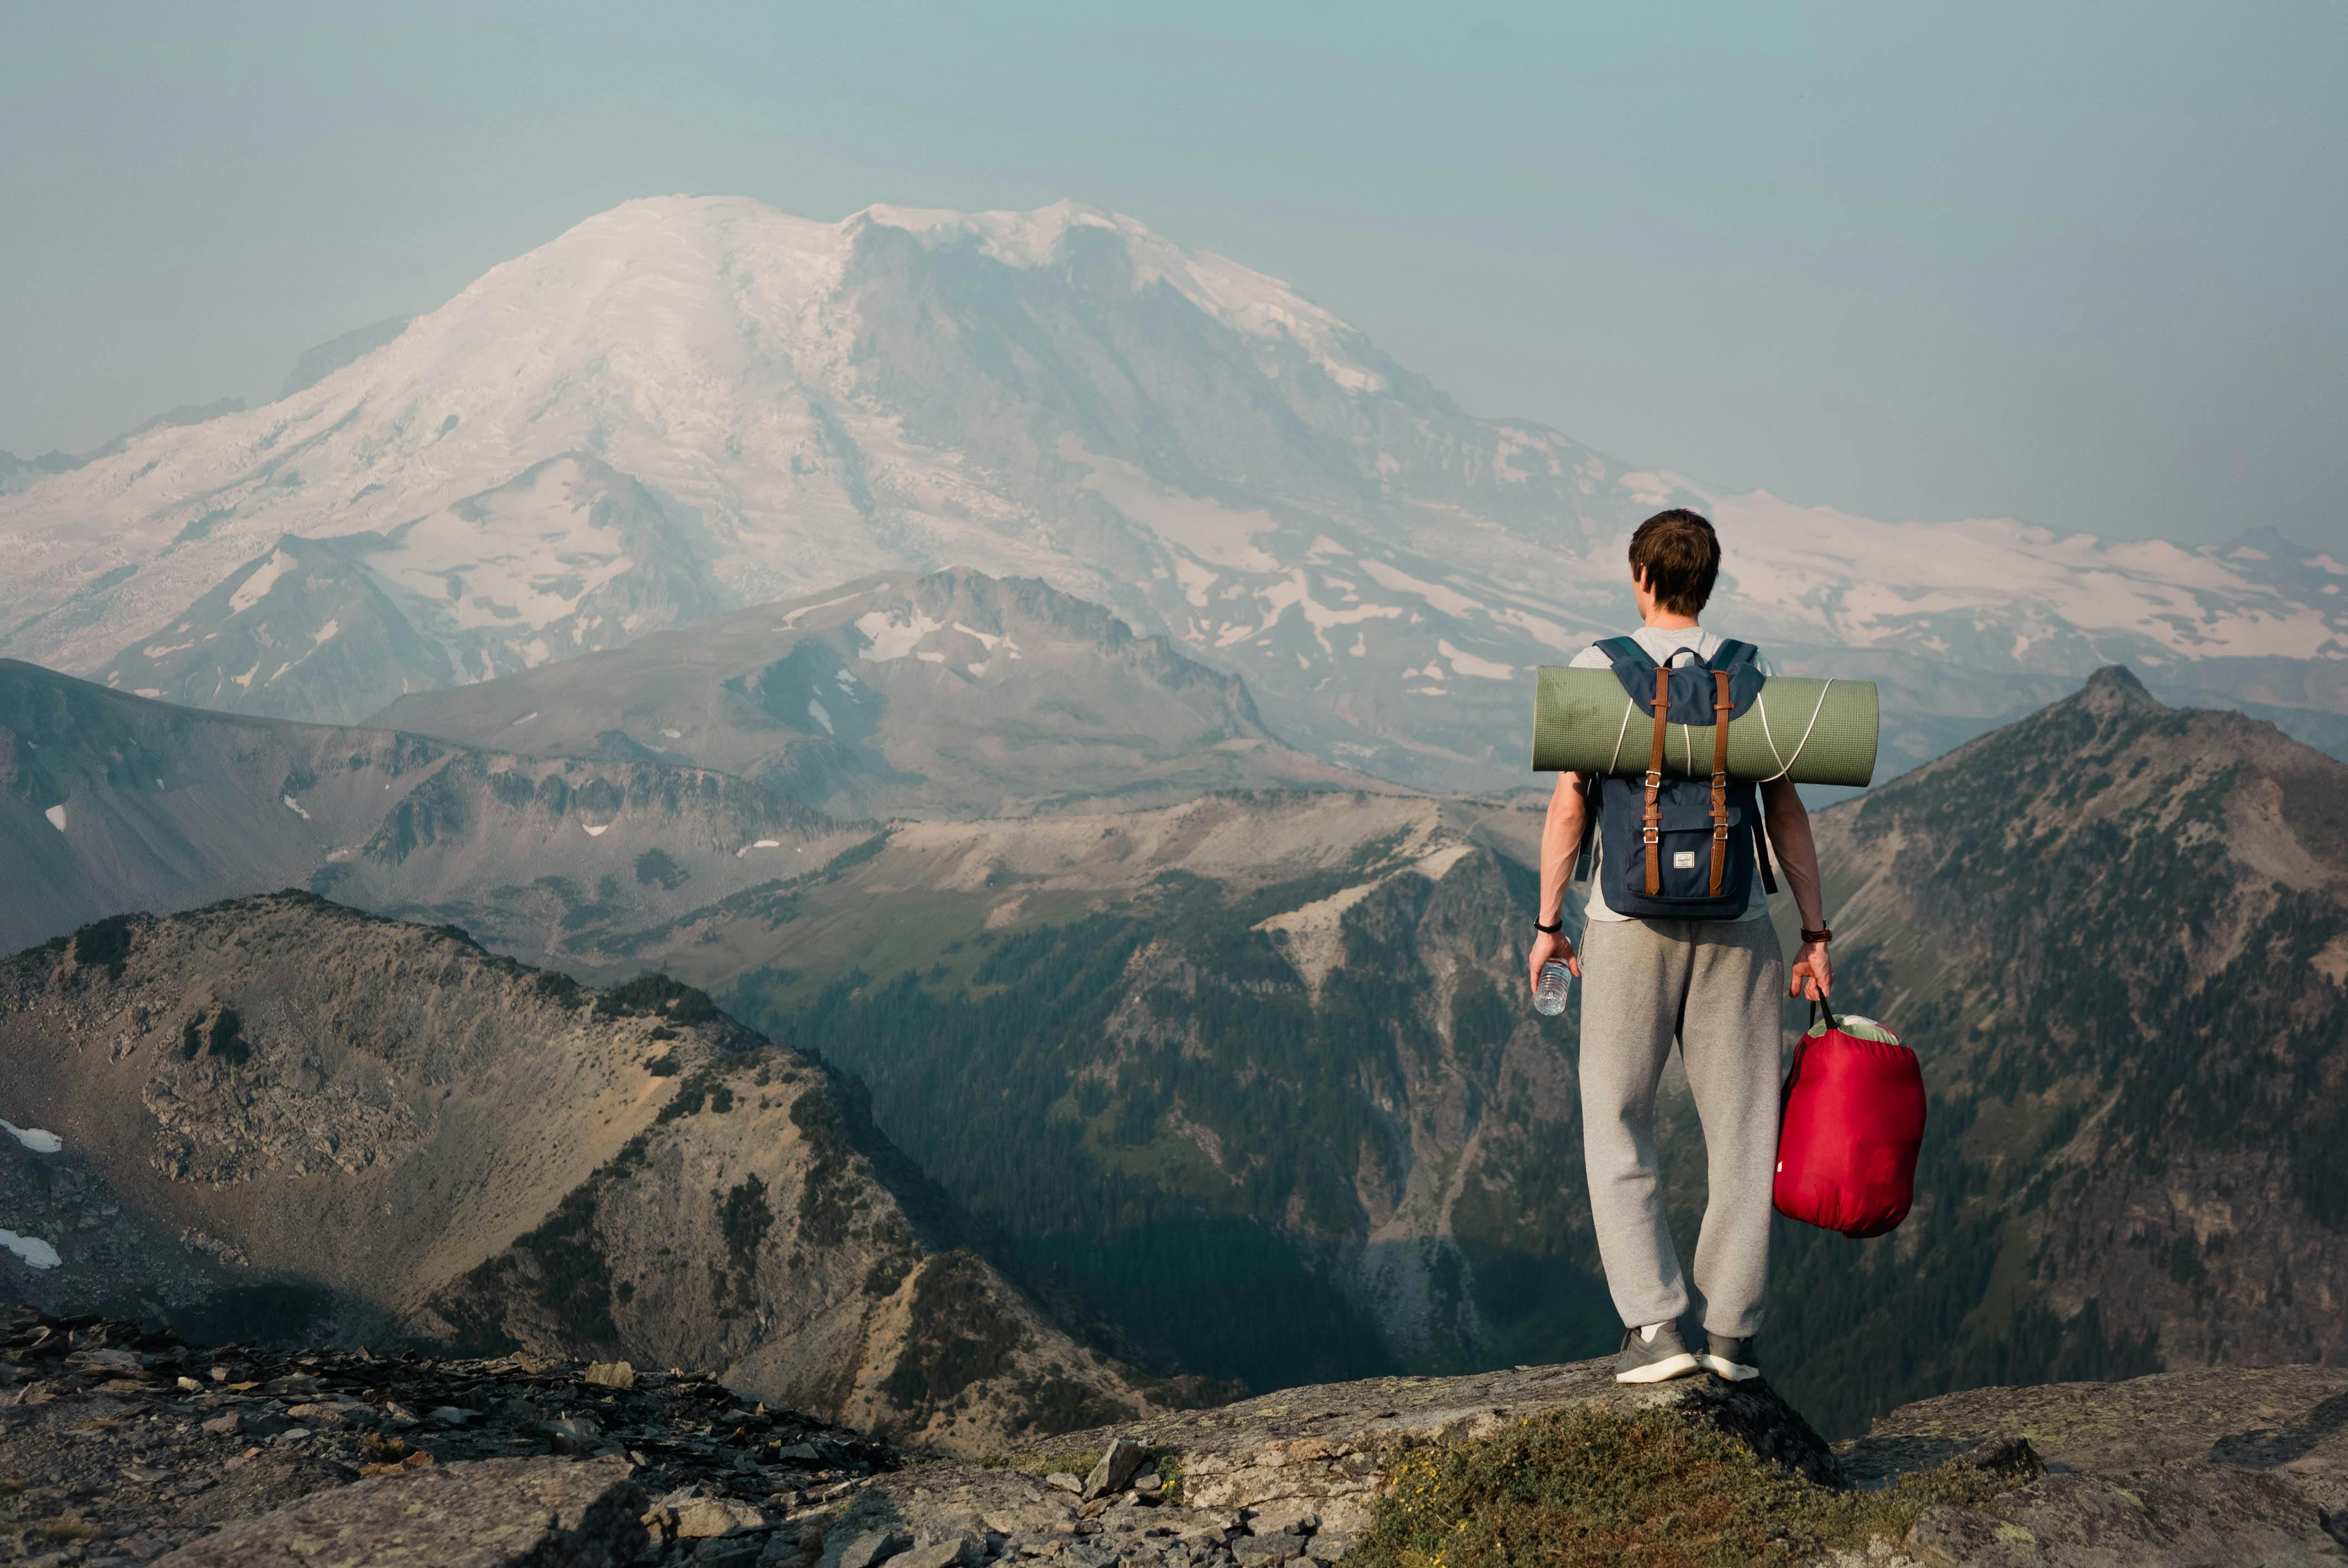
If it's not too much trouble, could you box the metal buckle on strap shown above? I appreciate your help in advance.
[1713,824,1731,840]
[1641,827,1660,845]
[1643,770,1663,789]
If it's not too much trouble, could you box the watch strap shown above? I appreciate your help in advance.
[1800,926,1832,943]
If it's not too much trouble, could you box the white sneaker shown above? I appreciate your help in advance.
[1699,1333,1760,1381]
[1613,1323,1701,1384]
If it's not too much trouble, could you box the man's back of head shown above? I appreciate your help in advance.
[1628,509,1720,618]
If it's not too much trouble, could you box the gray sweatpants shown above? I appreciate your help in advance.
[1578,916,1786,1338]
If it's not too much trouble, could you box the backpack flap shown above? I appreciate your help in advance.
[1597,637,1765,725]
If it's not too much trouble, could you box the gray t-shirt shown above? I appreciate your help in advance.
[1568,626,1773,924]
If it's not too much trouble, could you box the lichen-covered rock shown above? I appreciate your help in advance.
[1844,1364,2348,1513]
[1010,1356,1836,1540]
[1838,1364,2348,1565]
[150,1455,647,1567]
[1905,1460,2347,1567]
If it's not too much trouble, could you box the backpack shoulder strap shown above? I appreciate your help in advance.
[1706,638,1758,672]
[1597,636,1654,669]
[1573,775,1600,883]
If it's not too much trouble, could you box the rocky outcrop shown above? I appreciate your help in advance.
[151,1457,650,1568]
[0,1303,884,1564]
[9,1304,2345,1567]
[1837,1363,2348,1566]
[774,1359,2348,1567]
[0,895,1166,1449]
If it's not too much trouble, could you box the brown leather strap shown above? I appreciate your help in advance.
[1644,665,1669,895]
[1708,669,1733,896]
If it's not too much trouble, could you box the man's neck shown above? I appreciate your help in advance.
[1641,613,1700,632]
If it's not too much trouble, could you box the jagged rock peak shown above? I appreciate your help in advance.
[2076,663,2161,713]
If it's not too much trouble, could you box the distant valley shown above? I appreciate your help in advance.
[473,670,2348,1436]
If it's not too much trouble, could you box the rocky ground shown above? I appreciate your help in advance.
[0,1304,887,1565]
[6,1302,2346,1566]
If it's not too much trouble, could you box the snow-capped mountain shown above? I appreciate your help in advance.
[1,195,2340,787]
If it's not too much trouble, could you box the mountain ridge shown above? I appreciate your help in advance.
[1760,663,2348,1433]
[0,891,1181,1451]
[371,566,1380,819]
[0,657,868,958]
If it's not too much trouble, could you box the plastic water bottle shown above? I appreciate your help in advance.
[1533,961,1573,1017]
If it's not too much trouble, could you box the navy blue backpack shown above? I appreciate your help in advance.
[1576,637,1778,920]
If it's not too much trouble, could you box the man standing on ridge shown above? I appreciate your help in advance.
[1527,508,1833,1385]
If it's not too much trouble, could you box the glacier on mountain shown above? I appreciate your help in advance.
[0,193,2337,786]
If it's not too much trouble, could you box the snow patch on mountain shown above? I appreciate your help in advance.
[1698,489,2341,661]
[867,199,1388,394]
[0,1229,61,1271]
[2,1120,64,1154]
[229,549,296,613]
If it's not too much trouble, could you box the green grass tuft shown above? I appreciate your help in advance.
[972,1449,1104,1478]
[1347,1408,2024,1568]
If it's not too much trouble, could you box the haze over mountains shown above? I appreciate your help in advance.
[1,563,1367,958]
[0,195,2340,788]
[6,190,2348,1467]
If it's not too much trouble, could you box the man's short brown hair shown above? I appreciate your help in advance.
[1628,509,1721,617]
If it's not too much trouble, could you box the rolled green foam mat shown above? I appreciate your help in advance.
[1531,669,1879,786]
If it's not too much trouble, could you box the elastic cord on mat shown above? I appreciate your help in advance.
[1757,680,1835,782]
[1605,698,1635,774]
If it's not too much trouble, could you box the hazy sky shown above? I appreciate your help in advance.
[4,2,2342,549]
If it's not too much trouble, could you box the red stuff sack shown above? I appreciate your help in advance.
[1774,1002,1926,1239]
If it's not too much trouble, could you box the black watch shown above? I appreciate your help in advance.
[1534,919,1564,935]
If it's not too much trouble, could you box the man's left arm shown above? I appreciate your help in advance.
[1760,777,1833,1001]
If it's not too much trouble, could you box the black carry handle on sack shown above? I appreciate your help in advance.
[1781,996,1838,1106]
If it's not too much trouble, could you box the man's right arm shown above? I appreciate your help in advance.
[1530,771,1587,992]
[1762,777,1834,1000]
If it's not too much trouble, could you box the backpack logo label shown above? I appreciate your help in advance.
[1672,850,1696,869]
